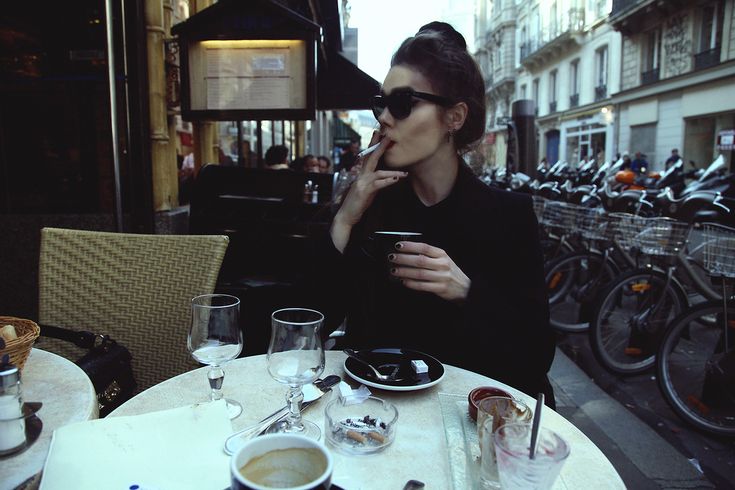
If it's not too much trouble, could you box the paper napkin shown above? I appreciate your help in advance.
[40,400,232,490]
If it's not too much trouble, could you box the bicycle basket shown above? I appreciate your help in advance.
[576,206,608,240]
[532,195,547,222]
[607,212,644,250]
[700,223,735,278]
[632,217,690,256]
[541,201,582,232]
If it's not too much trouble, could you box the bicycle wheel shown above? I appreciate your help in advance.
[657,302,735,436]
[540,234,575,265]
[545,252,617,333]
[590,269,687,375]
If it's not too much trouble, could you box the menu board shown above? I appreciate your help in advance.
[188,40,307,112]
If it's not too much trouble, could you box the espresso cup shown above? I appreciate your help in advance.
[231,434,334,490]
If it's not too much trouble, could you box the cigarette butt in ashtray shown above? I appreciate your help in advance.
[357,142,381,159]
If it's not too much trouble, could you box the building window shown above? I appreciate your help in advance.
[549,70,557,113]
[550,2,558,37]
[641,28,661,84]
[595,46,608,100]
[520,84,527,100]
[520,26,528,60]
[570,59,579,107]
[590,0,611,19]
[532,78,539,115]
[695,1,724,70]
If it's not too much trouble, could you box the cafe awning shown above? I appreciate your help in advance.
[317,49,380,110]
[333,117,361,145]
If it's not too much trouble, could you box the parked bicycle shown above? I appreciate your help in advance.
[588,213,729,376]
[656,223,735,436]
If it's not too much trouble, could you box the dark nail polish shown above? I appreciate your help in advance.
[395,243,403,250]
[388,254,395,261]
[390,268,397,274]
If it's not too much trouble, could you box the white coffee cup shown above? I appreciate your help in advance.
[230,433,334,490]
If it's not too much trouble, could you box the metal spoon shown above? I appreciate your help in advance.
[343,349,403,382]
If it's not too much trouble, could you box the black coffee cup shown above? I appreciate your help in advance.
[363,231,423,280]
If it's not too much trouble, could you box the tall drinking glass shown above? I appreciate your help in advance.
[188,294,243,419]
[266,308,325,440]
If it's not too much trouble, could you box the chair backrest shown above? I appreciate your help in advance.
[37,227,229,392]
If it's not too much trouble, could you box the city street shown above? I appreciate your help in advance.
[552,332,735,489]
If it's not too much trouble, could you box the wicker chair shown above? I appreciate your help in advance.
[36,227,229,392]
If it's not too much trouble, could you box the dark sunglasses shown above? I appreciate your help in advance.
[371,88,454,121]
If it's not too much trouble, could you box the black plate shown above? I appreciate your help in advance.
[343,348,445,391]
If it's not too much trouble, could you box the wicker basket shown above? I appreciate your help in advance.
[0,316,40,372]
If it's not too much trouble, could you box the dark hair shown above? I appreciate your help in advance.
[264,145,289,166]
[391,21,486,153]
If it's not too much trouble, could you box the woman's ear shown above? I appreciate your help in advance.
[446,101,468,133]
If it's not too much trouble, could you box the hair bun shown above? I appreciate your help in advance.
[417,21,466,50]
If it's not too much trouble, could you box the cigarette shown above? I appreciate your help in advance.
[345,430,367,443]
[357,142,381,159]
[367,431,386,443]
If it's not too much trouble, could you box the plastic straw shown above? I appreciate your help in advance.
[529,393,544,459]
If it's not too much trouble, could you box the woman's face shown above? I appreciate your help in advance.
[378,65,450,169]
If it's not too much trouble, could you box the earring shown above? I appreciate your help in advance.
[447,128,455,141]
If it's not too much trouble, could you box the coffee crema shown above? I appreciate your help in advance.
[238,447,327,488]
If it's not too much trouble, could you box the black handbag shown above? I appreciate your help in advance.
[39,324,137,417]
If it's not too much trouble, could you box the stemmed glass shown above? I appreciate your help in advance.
[266,308,326,439]
[188,294,243,419]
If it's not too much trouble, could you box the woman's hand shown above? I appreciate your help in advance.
[330,133,408,252]
[389,241,471,303]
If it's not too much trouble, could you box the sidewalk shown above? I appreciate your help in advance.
[548,348,715,489]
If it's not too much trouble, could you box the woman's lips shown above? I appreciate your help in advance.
[386,140,396,150]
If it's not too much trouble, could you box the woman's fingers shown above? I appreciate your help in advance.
[361,137,391,172]
[393,241,444,258]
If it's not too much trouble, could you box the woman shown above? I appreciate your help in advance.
[311,22,555,404]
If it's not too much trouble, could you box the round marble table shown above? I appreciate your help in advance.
[1,348,98,490]
[110,352,624,489]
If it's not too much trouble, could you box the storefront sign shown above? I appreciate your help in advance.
[717,129,734,150]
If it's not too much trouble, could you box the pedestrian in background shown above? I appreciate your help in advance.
[631,151,648,174]
[264,145,290,170]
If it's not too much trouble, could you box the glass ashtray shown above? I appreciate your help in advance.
[324,396,398,454]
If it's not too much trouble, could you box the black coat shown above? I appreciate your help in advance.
[310,164,555,403]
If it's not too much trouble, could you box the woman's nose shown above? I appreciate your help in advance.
[378,109,393,127]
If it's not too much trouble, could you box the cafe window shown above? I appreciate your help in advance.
[0,1,129,215]
[549,70,557,104]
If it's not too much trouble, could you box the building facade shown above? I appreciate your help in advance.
[515,0,621,167]
[609,0,735,170]
[478,0,519,168]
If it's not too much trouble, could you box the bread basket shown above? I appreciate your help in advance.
[0,316,41,372]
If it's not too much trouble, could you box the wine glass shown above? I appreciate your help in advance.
[266,308,326,439]
[188,294,243,419]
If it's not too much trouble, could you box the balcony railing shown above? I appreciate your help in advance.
[519,8,585,61]
[611,0,643,17]
[594,84,607,101]
[694,46,721,71]
[570,93,579,108]
[549,101,557,113]
[641,68,659,85]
